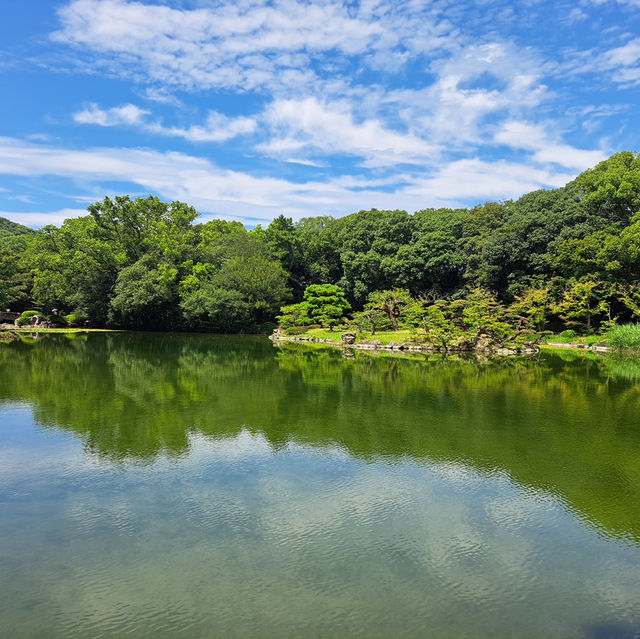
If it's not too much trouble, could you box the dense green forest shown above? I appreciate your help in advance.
[2,151,640,334]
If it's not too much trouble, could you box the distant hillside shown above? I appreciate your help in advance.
[0,216,34,237]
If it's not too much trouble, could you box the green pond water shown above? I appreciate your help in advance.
[1,333,639,639]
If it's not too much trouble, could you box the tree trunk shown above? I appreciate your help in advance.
[385,302,399,330]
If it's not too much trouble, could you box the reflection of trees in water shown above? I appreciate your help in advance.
[1,334,639,542]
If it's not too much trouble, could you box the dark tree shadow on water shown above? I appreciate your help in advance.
[585,622,640,639]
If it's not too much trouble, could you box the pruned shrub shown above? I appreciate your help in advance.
[47,314,68,326]
[17,311,40,326]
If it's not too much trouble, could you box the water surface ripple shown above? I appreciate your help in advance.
[1,333,639,638]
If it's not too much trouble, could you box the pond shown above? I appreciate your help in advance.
[1,333,639,638]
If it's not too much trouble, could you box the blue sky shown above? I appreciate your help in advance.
[1,0,639,227]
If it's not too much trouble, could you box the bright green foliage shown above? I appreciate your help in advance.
[510,286,552,332]
[458,288,513,339]
[19,197,291,332]
[262,215,303,290]
[277,303,310,329]
[88,195,198,264]
[16,310,40,326]
[302,284,351,330]
[576,151,640,223]
[552,281,608,332]
[181,235,290,332]
[352,306,391,335]
[364,288,414,331]
[27,217,125,324]
[0,216,33,238]
[552,213,640,284]
[9,152,640,334]
[63,313,85,327]
[110,255,175,329]
[413,300,463,347]
[606,323,640,350]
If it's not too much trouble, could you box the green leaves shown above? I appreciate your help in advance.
[577,151,640,223]
[301,284,351,330]
[551,281,610,333]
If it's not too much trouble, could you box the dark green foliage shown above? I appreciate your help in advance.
[8,152,640,334]
[64,313,85,327]
[0,216,34,237]
[0,233,32,310]
[180,233,290,332]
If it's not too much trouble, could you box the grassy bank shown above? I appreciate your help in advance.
[3,328,120,334]
[605,324,640,351]
[298,327,418,344]
[540,331,603,347]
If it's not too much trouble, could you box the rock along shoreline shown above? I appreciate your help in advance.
[270,330,542,356]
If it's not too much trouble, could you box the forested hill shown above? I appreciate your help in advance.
[1,151,640,333]
[0,216,34,237]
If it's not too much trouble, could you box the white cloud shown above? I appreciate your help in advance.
[7,195,35,204]
[406,159,576,204]
[0,209,87,227]
[51,0,407,92]
[605,38,640,66]
[601,38,640,86]
[562,36,640,88]
[495,121,607,170]
[0,137,588,223]
[149,111,257,143]
[385,43,549,150]
[584,0,640,6]
[73,103,257,143]
[259,97,439,167]
[141,87,183,107]
[74,103,149,126]
[50,0,611,178]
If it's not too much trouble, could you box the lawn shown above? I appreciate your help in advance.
[297,327,422,344]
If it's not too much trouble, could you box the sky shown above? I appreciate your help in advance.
[0,0,639,228]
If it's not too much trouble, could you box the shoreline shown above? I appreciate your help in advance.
[271,332,618,356]
[271,332,541,356]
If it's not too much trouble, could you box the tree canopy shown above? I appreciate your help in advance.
[2,151,640,334]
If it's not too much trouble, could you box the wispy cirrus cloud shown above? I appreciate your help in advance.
[74,103,149,126]
[603,37,640,86]
[2,0,633,228]
[495,121,607,170]
[258,97,439,168]
[73,103,257,143]
[51,0,447,93]
[0,136,581,223]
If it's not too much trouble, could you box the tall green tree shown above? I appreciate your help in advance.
[302,284,351,330]
[364,289,414,331]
